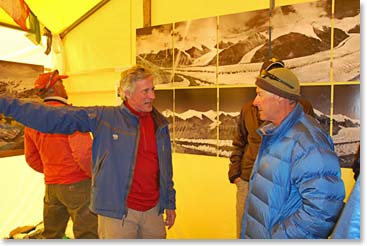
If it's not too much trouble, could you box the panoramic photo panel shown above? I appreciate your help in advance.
[218,87,256,157]
[332,84,360,168]
[136,23,173,88]
[218,8,270,85]
[174,88,217,156]
[300,85,331,134]
[268,0,332,83]
[172,17,217,87]
[332,0,360,82]
[154,89,174,140]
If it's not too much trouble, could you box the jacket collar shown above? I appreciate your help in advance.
[120,102,169,128]
[43,96,68,105]
[257,102,303,141]
[124,101,149,118]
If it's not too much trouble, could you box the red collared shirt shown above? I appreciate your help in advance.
[125,102,159,211]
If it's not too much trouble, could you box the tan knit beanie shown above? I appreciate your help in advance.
[255,67,300,100]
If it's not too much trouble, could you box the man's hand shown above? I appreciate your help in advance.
[165,209,176,229]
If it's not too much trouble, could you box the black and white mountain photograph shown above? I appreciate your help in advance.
[218,87,256,157]
[0,60,43,157]
[266,0,332,83]
[154,89,174,139]
[172,17,217,87]
[332,0,360,82]
[332,84,360,168]
[174,88,217,156]
[133,0,360,165]
[300,85,331,133]
[0,60,43,97]
[136,24,173,87]
[218,9,269,85]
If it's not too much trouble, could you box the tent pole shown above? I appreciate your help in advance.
[143,0,151,27]
[0,22,24,31]
[59,0,110,39]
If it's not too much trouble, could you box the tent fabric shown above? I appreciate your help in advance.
[0,0,360,240]
[0,0,102,34]
[0,26,52,67]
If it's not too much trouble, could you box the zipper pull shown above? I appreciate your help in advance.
[121,214,126,227]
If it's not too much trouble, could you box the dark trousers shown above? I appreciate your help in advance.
[42,179,98,239]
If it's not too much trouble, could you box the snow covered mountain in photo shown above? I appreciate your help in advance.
[161,107,359,167]
[137,1,359,86]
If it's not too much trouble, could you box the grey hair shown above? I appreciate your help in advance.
[118,65,153,101]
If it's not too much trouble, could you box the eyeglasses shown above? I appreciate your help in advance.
[260,70,295,89]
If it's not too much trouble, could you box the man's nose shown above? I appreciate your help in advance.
[253,96,259,106]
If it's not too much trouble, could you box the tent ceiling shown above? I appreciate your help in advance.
[0,0,104,34]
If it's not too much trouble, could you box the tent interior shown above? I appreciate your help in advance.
[0,0,359,239]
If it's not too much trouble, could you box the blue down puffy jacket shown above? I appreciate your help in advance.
[240,103,345,239]
[331,176,360,239]
[0,97,176,219]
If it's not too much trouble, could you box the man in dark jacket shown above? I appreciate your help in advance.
[228,58,315,238]
[0,65,176,239]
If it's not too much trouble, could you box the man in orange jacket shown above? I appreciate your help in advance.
[24,70,98,239]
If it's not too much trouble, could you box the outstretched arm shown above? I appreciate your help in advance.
[0,97,94,134]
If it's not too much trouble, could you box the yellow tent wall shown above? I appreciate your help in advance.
[54,0,360,239]
[0,0,357,239]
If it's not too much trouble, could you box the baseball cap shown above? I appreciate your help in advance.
[34,70,68,92]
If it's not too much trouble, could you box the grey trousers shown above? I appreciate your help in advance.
[236,179,249,239]
[42,179,98,239]
[98,204,166,239]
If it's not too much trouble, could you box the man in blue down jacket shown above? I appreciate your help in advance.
[0,65,176,239]
[240,67,345,239]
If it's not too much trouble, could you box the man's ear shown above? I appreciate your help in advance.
[124,89,131,99]
[117,87,122,97]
